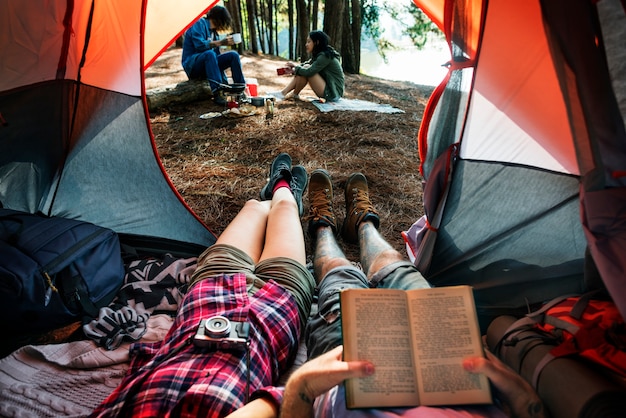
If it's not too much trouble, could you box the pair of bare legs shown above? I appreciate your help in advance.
[276,73,326,99]
[215,186,306,266]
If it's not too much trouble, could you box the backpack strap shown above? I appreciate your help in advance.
[569,288,605,319]
[527,294,581,336]
[64,273,101,320]
[540,289,607,335]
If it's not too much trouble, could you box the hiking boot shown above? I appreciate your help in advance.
[307,169,337,236]
[290,165,308,216]
[341,173,380,243]
[260,153,292,200]
[212,88,227,106]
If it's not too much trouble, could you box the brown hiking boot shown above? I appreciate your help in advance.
[341,173,380,243]
[306,169,337,236]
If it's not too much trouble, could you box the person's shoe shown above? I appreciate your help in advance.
[212,88,227,106]
[306,169,337,236]
[341,173,380,243]
[260,153,292,200]
[267,91,285,101]
[290,165,308,216]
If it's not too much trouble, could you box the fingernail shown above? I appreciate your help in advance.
[365,363,375,375]
[462,359,475,372]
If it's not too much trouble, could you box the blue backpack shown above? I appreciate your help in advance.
[0,209,125,336]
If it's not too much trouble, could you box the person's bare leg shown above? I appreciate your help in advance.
[292,75,312,96]
[280,76,302,96]
[279,77,297,96]
[259,187,306,265]
[215,199,270,263]
[307,74,326,98]
[358,221,405,279]
[313,226,352,284]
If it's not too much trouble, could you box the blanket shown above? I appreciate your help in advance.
[83,254,197,350]
[0,315,173,418]
[309,97,404,114]
[0,254,311,416]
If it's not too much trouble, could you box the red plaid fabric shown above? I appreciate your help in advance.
[90,273,301,417]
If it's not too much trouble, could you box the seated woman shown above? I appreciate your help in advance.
[181,5,246,106]
[268,30,344,102]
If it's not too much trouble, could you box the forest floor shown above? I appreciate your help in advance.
[145,45,435,262]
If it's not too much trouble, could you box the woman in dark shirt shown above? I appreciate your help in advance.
[269,30,344,102]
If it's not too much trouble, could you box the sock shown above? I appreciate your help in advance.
[273,179,291,193]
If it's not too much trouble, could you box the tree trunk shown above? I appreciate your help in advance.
[311,0,319,31]
[245,0,259,54]
[295,0,310,61]
[146,80,212,112]
[340,0,361,74]
[266,0,274,55]
[350,0,361,72]
[340,0,356,73]
[254,0,264,53]
[227,0,244,53]
[323,0,344,54]
[288,0,295,59]
[273,0,280,55]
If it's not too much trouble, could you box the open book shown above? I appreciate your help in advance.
[340,285,492,409]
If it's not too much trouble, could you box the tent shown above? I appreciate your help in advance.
[0,0,221,251]
[407,0,626,330]
[1,0,624,326]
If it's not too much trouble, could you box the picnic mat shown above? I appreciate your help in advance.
[309,98,404,114]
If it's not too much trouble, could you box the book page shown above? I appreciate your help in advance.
[407,285,492,405]
[341,289,419,408]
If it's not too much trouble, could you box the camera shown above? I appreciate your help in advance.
[193,315,250,350]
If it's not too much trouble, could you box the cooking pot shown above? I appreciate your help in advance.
[220,83,247,94]
[250,96,266,107]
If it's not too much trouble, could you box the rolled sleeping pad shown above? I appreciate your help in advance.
[485,315,626,418]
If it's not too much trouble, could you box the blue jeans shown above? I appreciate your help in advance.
[305,261,432,359]
[188,50,245,92]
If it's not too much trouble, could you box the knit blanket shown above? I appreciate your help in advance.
[0,315,173,418]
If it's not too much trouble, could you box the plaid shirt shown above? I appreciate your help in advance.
[91,273,301,417]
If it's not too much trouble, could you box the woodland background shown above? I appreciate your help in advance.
[200,0,441,74]
[153,0,444,261]
[146,46,435,262]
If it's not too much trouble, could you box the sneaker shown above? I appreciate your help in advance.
[212,89,227,106]
[267,91,285,101]
[306,169,337,236]
[341,173,380,243]
[290,165,308,216]
[260,153,292,200]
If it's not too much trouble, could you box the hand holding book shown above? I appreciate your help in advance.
[340,285,492,409]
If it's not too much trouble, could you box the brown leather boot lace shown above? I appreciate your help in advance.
[307,187,336,230]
